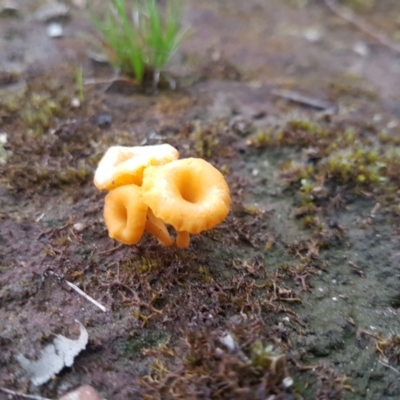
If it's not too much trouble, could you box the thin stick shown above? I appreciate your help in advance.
[83,75,135,87]
[324,0,400,54]
[66,280,108,312]
[0,387,54,400]
[272,89,335,111]
[99,243,123,255]
[378,360,400,375]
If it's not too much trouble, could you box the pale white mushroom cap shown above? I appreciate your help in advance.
[94,144,179,190]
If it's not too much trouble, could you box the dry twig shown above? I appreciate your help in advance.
[66,280,108,312]
[0,387,53,400]
[324,0,400,54]
[378,360,400,375]
[272,89,335,111]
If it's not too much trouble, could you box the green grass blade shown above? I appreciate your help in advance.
[88,0,187,85]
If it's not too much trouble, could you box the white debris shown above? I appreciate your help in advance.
[17,321,88,386]
[71,97,81,108]
[71,0,87,8]
[219,333,236,352]
[47,22,63,38]
[0,133,9,165]
[36,213,45,222]
[353,42,369,57]
[304,28,321,43]
[282,376,294,388]
[73,222,85,232]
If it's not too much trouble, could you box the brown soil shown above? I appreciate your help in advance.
[1,1,400,399]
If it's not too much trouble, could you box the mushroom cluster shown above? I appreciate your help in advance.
[94,144,230,249]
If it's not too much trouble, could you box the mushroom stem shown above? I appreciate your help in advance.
[145,210,173,246]
[176,231,190,249]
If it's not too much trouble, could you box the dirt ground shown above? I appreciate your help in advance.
[1,0,400,399]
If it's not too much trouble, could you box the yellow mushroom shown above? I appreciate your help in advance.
[104,184,148,245]
[94,144,179,191]
[104,184,173,246]
[142,158,231,248]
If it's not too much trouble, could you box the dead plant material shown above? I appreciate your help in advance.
[314,364,354,399]
[324,0,400,55]
[99,243,124,255]
[376,334,400,366]
[0,388,53,400]
[272,89,336,111]
[140,317,294,399]
[348,261,366,278]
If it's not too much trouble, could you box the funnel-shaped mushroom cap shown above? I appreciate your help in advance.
[94,144,179,190]
[142,158,231,234]
[104,184,148,245]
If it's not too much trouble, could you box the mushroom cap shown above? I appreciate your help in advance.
[94,144,179,190]
[104,184,148,245]
[142,158,231,234]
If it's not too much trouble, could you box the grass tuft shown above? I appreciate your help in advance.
[90,0,188,87]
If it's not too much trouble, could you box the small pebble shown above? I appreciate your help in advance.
[71,97,81,108]
[219,333,235,351]
[73,222,85,232]
[59,385,103,400]
[72,0,87,8]
[47,22,63,38]
[282,376,294,388]
[373,114,382,123]
[353,42,369,57]
[0,132,7,144]
[304,27,321,43]
[93,114,112,128]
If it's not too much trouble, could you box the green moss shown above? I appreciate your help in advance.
[324,147,385,187]
[198,266,212,283]
[22,94,62,136]
[378,131,400,146]
[279,161,314,186]
[139,257,161,274]
[56,164,92,185]
[287,118,328,137]
[114,330,170,357]
[194,123,220,159]
[250,130,273,147]
[249,117,330,149]
[301,215,316,229]
[251,340,286,376]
